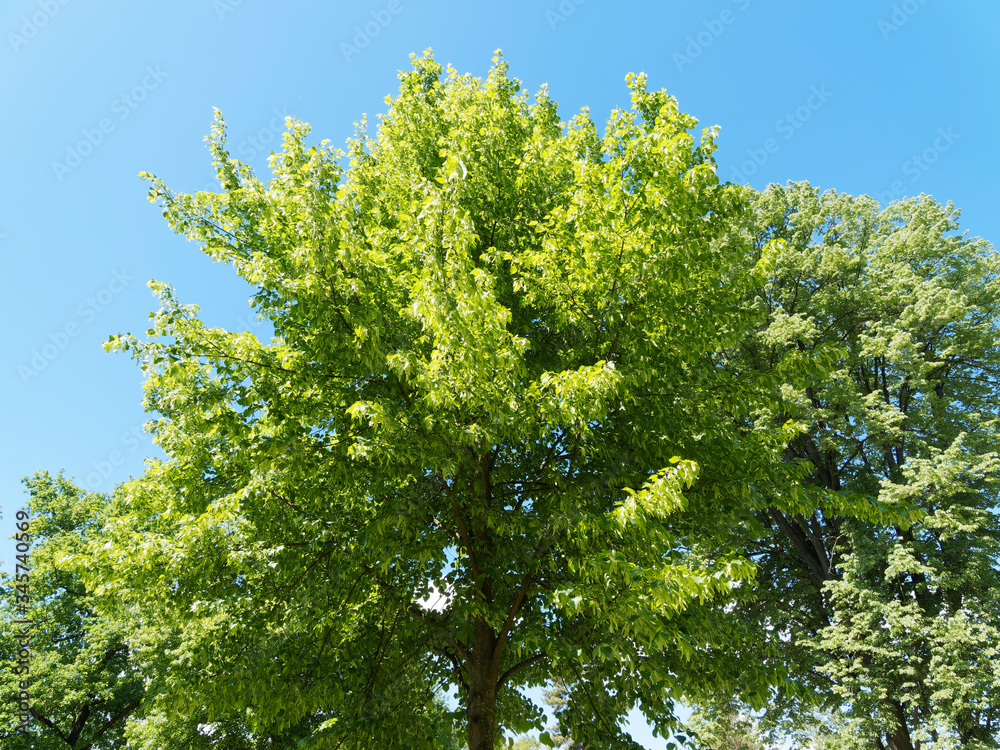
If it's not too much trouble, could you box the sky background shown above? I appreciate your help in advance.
[1,1,998,746]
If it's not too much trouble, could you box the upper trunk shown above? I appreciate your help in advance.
[884,699,915,750]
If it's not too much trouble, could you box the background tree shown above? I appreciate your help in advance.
[684,702,768,750]
[544,678,583,750]
[0,473,346,750]
[0,472,144,750]
[85,52,821,750]
[711,182,1000,749]
[510,735,542,750]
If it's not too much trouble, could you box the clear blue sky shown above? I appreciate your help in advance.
[2,1,998,746]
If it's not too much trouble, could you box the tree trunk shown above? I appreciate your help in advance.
[884,699,915,750]
[467,619,499,750]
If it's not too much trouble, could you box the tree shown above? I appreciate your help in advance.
[684,703,768,750]
[711,182,1000,748]
[510,735,542,750]
[0,473,350,750]
[543,678,583,750]
[88,52,820,749]
[0,472,144,750]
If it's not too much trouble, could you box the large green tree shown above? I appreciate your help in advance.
[87,53,822,749]
[712,182,1000,749]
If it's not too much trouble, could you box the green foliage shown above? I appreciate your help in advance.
[12,53,997,750]
[706,181,1000,748]
[0,473,376,750]
[124,708,324,750]
[83,52,818,749]
[509,735,542,750]
[0,472,144,749]
[685,704,768,749]
[542,678,582,750]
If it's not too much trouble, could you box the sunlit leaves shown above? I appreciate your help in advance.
[85,52,820,748]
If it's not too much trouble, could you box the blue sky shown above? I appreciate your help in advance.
[1,1,998,746]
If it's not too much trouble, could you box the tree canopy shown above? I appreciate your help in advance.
[697,182,1000,749]
[0,475,360,750]
[83,52,824,749]
[0,473,144,750]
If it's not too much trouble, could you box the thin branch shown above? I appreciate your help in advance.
[434,646,470,692]
[492,529,551,676]
[30,708,70,744]
[77,699,143,750]
[427,512,460,543]
[270,488,304,514]
[451,496,481,582]
[568,663,620,741]
[405,601,471,665]
[498,652,548,688]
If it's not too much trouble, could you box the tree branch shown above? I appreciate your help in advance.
[492,529,551,677]
[30,708,70,744]
[451,495,481,582]
[77,699,143,750]
[498,653,548,688]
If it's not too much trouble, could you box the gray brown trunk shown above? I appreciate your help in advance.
[466,619,499,750]
[885,699,915,750]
